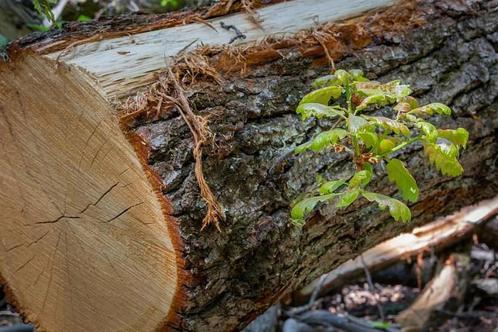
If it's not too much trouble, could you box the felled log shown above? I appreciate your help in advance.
[396,253,471,330]
[1,0,498,331]
[298,197,498,301]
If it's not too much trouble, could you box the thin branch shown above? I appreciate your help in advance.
[361,254,385,321]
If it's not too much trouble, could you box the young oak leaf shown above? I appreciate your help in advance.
[312,74,341,89]
[416,121,438,143]
[438,128,469,148]
[310,129,348,152]
[362,191,411,222]
[290,194,336,220]
[409,103,451,117]
[348,168,373,188]
[355,94,396,112]
[366,116,410,136]
[320,179,347,195]
[379,138,396,154]
[299,86,343,106]
[349,69,369,82]
[296,103,345,120]
[295,128,348,153]
[386,158,419,202]
[357,131,379,150]
[355,80,411,101]
[336,189,361,208]
[423,141,464,177]
[348,114,368,132]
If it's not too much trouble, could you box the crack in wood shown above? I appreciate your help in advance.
[27,230,51,248]
[103,202,144,223]
[15,255,35,273]
[79,182,120,214]
[35,215,81,225]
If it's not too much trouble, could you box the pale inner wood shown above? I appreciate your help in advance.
[0,55,176,332]
[47,0,397,100]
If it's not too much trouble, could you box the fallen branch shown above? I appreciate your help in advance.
[291,310,397,332]
[396,253,470,330]
[297,196,498,302]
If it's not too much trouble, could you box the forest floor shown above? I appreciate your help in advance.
[246,215,498,332]
[290,241,498,331]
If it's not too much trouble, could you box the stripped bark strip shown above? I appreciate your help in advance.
[166,68,225,231]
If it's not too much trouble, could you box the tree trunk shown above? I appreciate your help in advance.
[1,0,498,331]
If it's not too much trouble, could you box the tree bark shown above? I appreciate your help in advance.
[1,0,498,331]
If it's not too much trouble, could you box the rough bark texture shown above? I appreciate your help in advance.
[124,1,498,330]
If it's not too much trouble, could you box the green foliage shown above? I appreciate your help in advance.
[77,15,92,23]
[437,128,469,148]
[362,191,411,222]
[161,0,181,9]
[33,0,57,26]
[295,128,348,153]
[299,86,343,106]
[424,141,464,176]
[296,103,345,120]
[386,159,419,202]
[290,69,469,225]
[319,179,347,195]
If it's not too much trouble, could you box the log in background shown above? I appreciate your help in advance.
[128,1,498,330]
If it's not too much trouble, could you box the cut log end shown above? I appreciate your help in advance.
[0,55,180,332]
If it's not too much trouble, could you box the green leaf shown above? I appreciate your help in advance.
[416,121,438,143]
[379,138,396,154]
[299,86,342,105]
[310,129,348,152]
[295,128,348,153]
[33,0,56,25]
[77,15,92,22]
[355,80,411,100]
[393,83,412,99]
[335,69,353,85]
[356,94,396,111]
[348,114,368,132]
[161,0,181,7]
[438,128,469,148]
[386,158,419,202]
[337,189,361,208]
[349,168,373,188]
[362,191,411,222]
[27,24,51,32]
[401,96,419,109]
[349,69,369,82]
[372,321,392,330]
[296,103,345,120]
[357,131,379,150]
[320,179,347,194]
[291,194,335,220]
[367,116,410,136]
[312,74,341,88]
[423,142,464,177]
[436,138,460,158]
[409,103,451,117]
[294,141,312,154]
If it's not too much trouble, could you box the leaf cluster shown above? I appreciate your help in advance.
[33,0,57,25]
[291,69,469,225]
